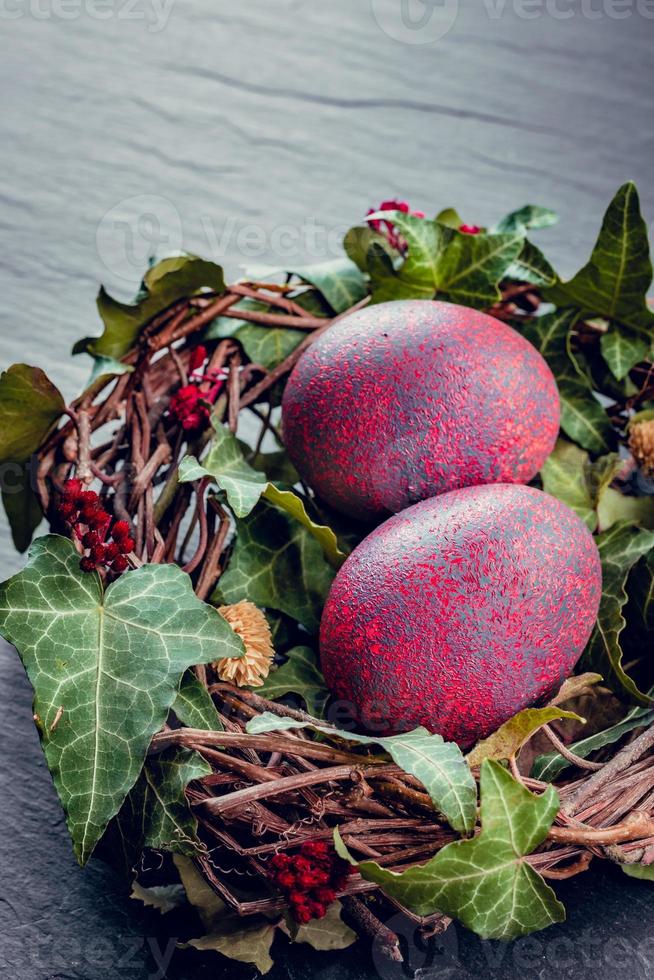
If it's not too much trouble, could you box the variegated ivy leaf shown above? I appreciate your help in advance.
[0,535,243,864]
[246,713,477,834]
[74,255,226,359]
[335,760,564,941]
[215,498,334,633]
[289,258,368,314]
[174,669,223,731]
[368,211,524,308]
[522,309,614,454]
[582,523,654,704]
[179,420,346,566]
[114,746,211,873]
[546,182,654,335]
[257,645,329,718]
[467,707,583,766]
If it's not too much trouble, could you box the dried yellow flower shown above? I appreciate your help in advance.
[629,419,654,477]
[214,601,274,687]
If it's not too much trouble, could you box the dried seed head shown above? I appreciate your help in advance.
[214,600,274,687]
[629,418,654,477]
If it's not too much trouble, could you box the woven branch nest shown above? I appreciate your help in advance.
[33,280,654,955]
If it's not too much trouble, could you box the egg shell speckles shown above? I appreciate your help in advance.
[319,484,602,747]
[281,300,560,521]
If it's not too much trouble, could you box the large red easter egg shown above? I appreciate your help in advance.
[319,484,601,746]
[282,300,560,521]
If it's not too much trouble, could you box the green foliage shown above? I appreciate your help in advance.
[0,363,65,466]
[582,523,654,704]
[257,645,329,717]
[467,707,583,766]
[0,535,243,863]
[246,714,477,835]
[74,255,225,359]
[289,258,368,313]
[173,669,223,731]
[179,419,345,565]
[335,760,564,940]
[216,498,335,633]
[546,182,654,335]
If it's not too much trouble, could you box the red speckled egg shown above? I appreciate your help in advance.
[319,484,601,746]
[282,300,560,521]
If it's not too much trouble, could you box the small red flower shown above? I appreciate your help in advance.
[169,384,211,434]
[57,481,135,576]
[269,843,351,924]
[459,223,482,235]
[189,345,208,372]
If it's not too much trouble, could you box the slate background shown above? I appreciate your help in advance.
[1,1,654,977]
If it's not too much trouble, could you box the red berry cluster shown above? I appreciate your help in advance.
[168,385,212,433]
[269,841,350,924]
[58,479,135,574]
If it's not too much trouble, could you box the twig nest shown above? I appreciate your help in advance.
[215,601,274,687]
[629,418,654,477]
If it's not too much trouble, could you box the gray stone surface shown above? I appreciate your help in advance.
[1,1,654,977]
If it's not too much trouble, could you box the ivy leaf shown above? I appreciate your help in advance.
[174,855,276,974]
[285,901,357,950]
[216,498,335,633]
[435,207,465,229]
[258,645,329,717]
[522,310,614,453]
[493,205,558,233]
[0,535,243,864]
[600,326,649,381]
[582,523,654,704]
[114,747,211,870]
[540,438,626,532]
[622,864,654,881]
[204,297,306,370]
[545,183,654,335]
[506,240,557,287]
[343,224,398,271]
[246,714,477,835]
[0,364,65,466]
[180,422,346,565]
[2,471,42,553]
[376,212,523,308]
[466,707,583,766]
[173,670,223,731]
[130,881,187,914]
[290,258,367,313]
[335,760,564,940]
[86,356,135,388]
[74,256,225,359]
[532,700,654,781]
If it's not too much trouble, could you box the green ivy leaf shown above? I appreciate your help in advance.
[0,364,65,466]
[532,699,654,782]
[622,863,654,881]
[289,901,357,950]
[0,535,243,864]
[493,205,559,233]
[74,256,225,359]
[174,670,223,731]
[290,258,367,313]
[246,714,477,835]
[2,471,42,553]
[522,310,614,453]
[582,523,654,704]
[600,327,649,381]
[335,760,564,940]
[216,498,335,633]
[179,422,346,565]
[376,212,524,308]
[86,356,135,388]
[114,747,211,871]
[257,645,329,717]
[435,207,465,229]
[204,297,307,370]
[540,438,626,532]
[343,225,399,271]
[506,240,557,287]
[545,183,654,334]
[467,707,583,766]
